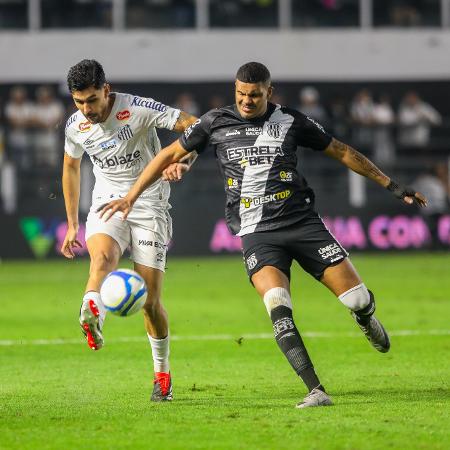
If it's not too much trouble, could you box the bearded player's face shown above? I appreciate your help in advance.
[72,84,111,124]
[235,80,273,120]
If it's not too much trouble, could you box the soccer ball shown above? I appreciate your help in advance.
[100,268,147,317]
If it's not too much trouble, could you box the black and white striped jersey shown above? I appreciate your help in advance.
[179,103,332,236]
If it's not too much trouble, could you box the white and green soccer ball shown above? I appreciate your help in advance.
[100,268,147,317]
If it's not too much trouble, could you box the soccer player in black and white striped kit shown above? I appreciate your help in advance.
[100,62,427,408]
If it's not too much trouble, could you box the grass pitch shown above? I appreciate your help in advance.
[0,254,449,450]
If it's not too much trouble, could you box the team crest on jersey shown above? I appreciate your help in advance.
[117,124,133,141]
[79,121,91,132]
[266,122,283,139]
[116,109,131,121]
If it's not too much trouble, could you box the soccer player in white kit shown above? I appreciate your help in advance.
[60,59,197,401]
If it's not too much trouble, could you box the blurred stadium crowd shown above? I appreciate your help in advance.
[0,82,448,217]
[0,0,449,252]
[0,0,443,29]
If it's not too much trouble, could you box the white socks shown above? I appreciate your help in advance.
[148,334,170,373]
[338,283,370,311]
[83,291,106,327]
[263,287,293,315]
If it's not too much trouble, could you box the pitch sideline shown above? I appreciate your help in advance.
[0,329,449,347]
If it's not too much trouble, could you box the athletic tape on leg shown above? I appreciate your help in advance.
[263,287,292,315]
[338,283,370,311]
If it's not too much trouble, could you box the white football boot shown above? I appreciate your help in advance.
[79,299,104,350]
[296,388,333,408]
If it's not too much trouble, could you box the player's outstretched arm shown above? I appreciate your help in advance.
[162,151,198,182]
[163,111,199,181]
[61,153,83,258]
[324,138,428,207]
[172,111,198,133]
[99,139,190,221]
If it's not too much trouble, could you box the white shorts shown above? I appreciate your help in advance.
[85,199,172,271]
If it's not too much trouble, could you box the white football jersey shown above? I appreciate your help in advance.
[64,92,180,206]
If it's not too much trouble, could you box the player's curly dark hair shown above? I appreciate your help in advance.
[67,59,106,92]
[236,62,271,85]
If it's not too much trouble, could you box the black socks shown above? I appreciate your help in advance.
[353,290,376,325]
[270,305,323,392]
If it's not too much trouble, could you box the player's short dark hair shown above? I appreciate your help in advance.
[67,59,106,92]
[236,62,271,85]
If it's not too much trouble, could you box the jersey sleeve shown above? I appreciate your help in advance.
[133,96,181,131]
[179,112,214,154]
[64,124,84,159]
[295,112,332,151]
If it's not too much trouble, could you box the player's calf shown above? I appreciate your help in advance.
[263,287,327,395]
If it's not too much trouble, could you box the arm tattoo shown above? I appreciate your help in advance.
[347,146,385,180]
[173,111,198,133]
[326,138,389,187]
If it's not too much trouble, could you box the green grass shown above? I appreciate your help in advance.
[0,254,449,450]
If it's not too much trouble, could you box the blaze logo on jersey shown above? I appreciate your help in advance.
[79,121,92,132]
[116,110,131,121]
[117,124,133,141]
[266,122,283,139]
[92,150,142,169]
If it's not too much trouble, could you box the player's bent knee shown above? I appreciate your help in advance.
[90,252,117,274]
[338,283,371,311]
[263,287,292,316]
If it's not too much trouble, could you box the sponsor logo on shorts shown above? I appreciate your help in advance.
[116,109,131,120]
[280,171,292,182]
[225,129,240,136]
[266,122,283,139]
[79,121,91,132]
[318,243,343,261]
[241,189,291,209]
[138,240,166,249]
[246,253,258,270]
[117,124,133,141]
